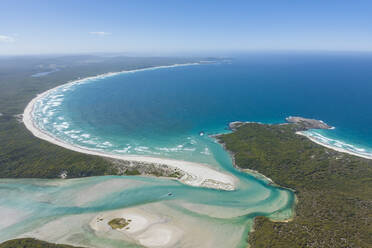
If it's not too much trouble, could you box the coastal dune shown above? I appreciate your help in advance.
[22,64,237,191]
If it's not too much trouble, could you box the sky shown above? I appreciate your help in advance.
[1,0,372,55]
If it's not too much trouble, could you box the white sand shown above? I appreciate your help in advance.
[20,213,95,246]
[88,202,245,248]
[0,207,30,231]
[90,207,183,247]
[137,225,179,247]
[16,201,245,248]
[22,63,237,191]
[296,131,372,160]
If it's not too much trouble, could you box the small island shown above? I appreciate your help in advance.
[108,218,131,230]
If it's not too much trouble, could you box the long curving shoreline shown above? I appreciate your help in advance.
[23,63,237,191]
[296,131,372,160]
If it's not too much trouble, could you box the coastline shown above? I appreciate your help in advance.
[214,135,274,184]
[219,121,372,247]
[227,120,372,161]
[296,131,372,160]
[22,63,237,191]
[214,129,296,190]
[214,132,297,213]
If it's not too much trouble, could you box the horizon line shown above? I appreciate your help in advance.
[1,49,372,58]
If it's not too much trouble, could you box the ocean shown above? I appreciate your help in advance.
[33,53,372,164]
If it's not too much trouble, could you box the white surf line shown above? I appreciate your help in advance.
[23,63,237,191]
[296,131,372,160]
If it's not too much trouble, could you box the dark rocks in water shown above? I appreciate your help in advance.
[228,117,333,132]
[286,116,333,130]
[167,192,173,196]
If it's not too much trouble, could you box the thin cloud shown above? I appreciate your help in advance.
[0,35,15,42]
[89,31,111,36]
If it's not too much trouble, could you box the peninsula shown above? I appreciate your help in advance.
[217,118,372,247]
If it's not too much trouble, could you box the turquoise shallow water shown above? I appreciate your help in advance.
[2,53,372,247]
[0,174,293,247]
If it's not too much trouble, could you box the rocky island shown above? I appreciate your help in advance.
[285,116,333,130]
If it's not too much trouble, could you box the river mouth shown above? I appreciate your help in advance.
[5,62,294,247]
[0,175,294,247]
[6,54,372,247]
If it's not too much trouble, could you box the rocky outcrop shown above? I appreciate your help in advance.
[286,116,333,130]
[229,121,246,131]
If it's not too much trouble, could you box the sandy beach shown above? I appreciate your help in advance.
[0,207,31,231]
[90,207,183,247]
[22,63,237,191]
[296,131,372,160]
[16,200,246,248]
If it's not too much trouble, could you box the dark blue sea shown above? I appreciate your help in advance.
[35,52,372,163]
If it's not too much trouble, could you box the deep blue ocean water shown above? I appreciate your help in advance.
[35,53,372,163]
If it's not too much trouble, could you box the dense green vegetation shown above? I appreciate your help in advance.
[108,218,131,229]
[218,123,372,248]
[0,55,200,179]
[0,117,116,178]
[0,238,82,248]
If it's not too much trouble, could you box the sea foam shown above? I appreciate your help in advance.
[299,130,372,159]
